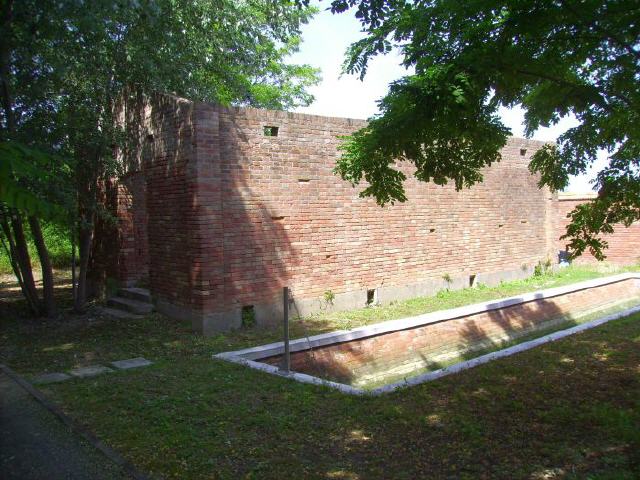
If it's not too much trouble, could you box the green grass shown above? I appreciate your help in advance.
[1,264,640,479]
[0,221,72,274]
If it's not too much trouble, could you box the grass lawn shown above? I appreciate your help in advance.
[1,264,640,479]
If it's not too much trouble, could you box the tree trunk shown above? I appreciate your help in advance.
[29,216,55,317]
[0,211,34,312]
[6,211,41,314]
[71,231,77,303]
[74,216,93,312]
[1,0,42,316]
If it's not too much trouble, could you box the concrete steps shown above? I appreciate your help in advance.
[117,287,152,303]
[103,287,153,318]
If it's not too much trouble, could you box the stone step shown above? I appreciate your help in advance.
[118,287,151,303]
[107,296,153,315]
[96,307,143,320]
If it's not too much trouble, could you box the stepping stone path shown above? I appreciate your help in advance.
[110,357,152,370]
[31,372,71,385]
[69,365,114,378]
[31,358,153,385]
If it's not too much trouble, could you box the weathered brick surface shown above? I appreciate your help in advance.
[557,194,640,264]
[100,94,633,332]
[116,172,148,286]
[262,278,640,386]
[213,106,555,324]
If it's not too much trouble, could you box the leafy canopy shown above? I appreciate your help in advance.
[328,0,640,259]
[2,0,320,225]
[0,142,69,220]
[3,0,321,170]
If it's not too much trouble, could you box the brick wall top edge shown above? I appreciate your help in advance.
[558,192,597,201]
[214,104,369,127]
[148,93,552,145]
[150,91,194,107]
[505,137,549,148]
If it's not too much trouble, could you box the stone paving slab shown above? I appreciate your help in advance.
[69,365,113,378]
[110,357,153,370]
[31,372,71,385]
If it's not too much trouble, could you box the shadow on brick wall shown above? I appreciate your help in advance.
[455,295,572,363]
[217,110,298,327]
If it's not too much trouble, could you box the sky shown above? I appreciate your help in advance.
[289,4,606,193]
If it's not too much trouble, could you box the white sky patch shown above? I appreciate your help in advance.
[289,3,604,193]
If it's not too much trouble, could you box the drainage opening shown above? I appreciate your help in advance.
[366,289,377,306]
[263,126,279,137]
[469,275,477,288]
[241,305,256,328]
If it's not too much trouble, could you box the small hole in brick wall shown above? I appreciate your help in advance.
[521,219,528,224]
[271,216,285,221]
[241,305,256,328]
[469,274,477,287]
[298,178,311,183]
[498,223,504,228]
[429,228,436,233]
[263,126,279,137]
[146,134,154,142]
[520,148,527,156]
[326,254,332,259]
[366,289,377,306]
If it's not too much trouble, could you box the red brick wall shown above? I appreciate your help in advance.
[111,93,215,321]
[104,96,640,332]
[142,95,202,316]
[214,106,555,321]
[116,172,148,286]
[557,194,640,264]
[110,94,563,331]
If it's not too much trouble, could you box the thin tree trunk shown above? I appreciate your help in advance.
[71,231,77,303]
[74,215,93,312]
[29,216,55,317]
[5,212,40,314]
[1,0,39,316]
[0,231,23,290]
[0,212,33,312]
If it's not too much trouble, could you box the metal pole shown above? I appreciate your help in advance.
[283,286,290,372]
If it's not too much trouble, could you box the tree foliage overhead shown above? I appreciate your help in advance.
[0,141,69,220]
[3,0,321,197]
[329,0,640,259]
[1,0,320,312]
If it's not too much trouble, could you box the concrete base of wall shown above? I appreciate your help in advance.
[155,299,242,335]
[287,265,536,322]
[155,265,538,335]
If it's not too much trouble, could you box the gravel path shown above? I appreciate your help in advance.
[0,371,129,480]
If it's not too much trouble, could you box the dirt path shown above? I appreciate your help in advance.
[0,371,129,480]
[0,269,72,303]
